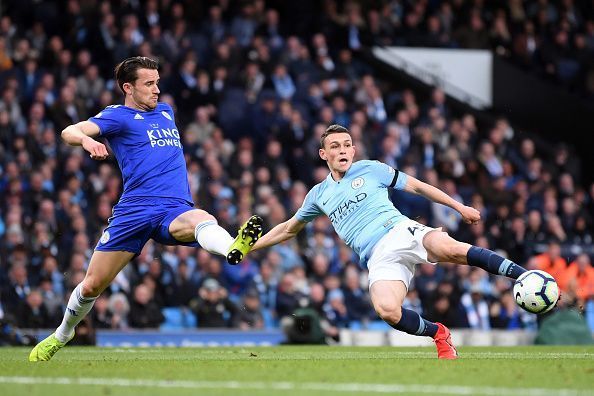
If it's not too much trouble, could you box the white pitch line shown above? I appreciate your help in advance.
[0,376,592,396]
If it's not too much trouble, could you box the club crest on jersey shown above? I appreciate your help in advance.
[161,111,172,120]
[351,177,365,189]
[100,230,110,244]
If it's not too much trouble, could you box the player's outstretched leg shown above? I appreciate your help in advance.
[466,246,527,279]
[227,215,263,264]
[29,331,75,362]
[433,323,458,360]
[424,232,527,280]
[371,281,458,359]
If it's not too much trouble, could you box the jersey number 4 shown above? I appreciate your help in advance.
[408,225,425,235]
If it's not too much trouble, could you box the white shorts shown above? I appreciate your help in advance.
[367,219,440,290]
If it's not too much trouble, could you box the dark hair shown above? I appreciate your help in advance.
[114,56,159,93]
[320,124,351,148]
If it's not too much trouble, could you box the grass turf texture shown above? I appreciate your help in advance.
[1,346,593,396]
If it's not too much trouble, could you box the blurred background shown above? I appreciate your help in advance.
[0,0,593,347]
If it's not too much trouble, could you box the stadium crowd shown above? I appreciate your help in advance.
[1,0,593,340]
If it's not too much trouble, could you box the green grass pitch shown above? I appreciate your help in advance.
[1,346,593,396]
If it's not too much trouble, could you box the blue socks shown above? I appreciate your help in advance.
[390,308,438,337]
[388,247,527,339]
[467,246,527,279]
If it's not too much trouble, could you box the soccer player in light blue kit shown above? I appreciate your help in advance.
[252,124,528,359]
[29,57,262,361]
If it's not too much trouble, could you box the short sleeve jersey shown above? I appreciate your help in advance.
[296,160,409,267]
[89,103,192,203]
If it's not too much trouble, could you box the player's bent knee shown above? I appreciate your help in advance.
[186,210,215,225]
[81,279,105,298]
[375,303,402,324]
[170,210,215,236]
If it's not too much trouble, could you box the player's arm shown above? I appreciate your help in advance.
[252,215,306,251]
[402,175,480,224]
[61,121,109,160]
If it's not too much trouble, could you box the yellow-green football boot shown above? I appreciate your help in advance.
[226,215,263,265]
[29,331,74,362]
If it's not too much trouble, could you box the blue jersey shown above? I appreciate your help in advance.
[295,160,409,267]
[89,103,192,204]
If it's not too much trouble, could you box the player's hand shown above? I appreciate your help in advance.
[82,136,109,160]
[459,205,481,225]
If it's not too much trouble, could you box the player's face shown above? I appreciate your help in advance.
[125,68,160,111]
[319,133,355,175]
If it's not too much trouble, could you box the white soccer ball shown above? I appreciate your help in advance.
[513,270,559,314]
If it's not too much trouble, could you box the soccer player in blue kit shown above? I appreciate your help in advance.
[252,124,528,359]
[29,57,262,361]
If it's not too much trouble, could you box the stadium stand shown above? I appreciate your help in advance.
[0,0,593,344]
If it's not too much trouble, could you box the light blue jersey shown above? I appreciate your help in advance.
[296,160,409,267]
[89,103,192,204]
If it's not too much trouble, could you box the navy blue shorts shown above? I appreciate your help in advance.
[95,196,199,254]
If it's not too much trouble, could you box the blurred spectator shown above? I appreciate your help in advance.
[276,272,304,319]
[431,178,463,232]
[223,255,259,297]
[559,253,594,304]
[165,260,199,307]
[185,107,216,147]
[128,284,164,329]
[189,278,238,328]
[532,241,568,281]
[270,64,296,100]
[306,282,339,341]
[238,289,264,330]
[424,279,467,328]
[342,265,374,322]
[489,292,533,330]
[91,295,113,329]
[1,263,32,313]
[17,289,52,329]
[38,277,62,323]
[461,284,491,330]
[425,293,465,328]
[414,264,444,303]
[108,293,130,330]
[325,288,349,329]
[248,259,278,312]
[454,10,490,49]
